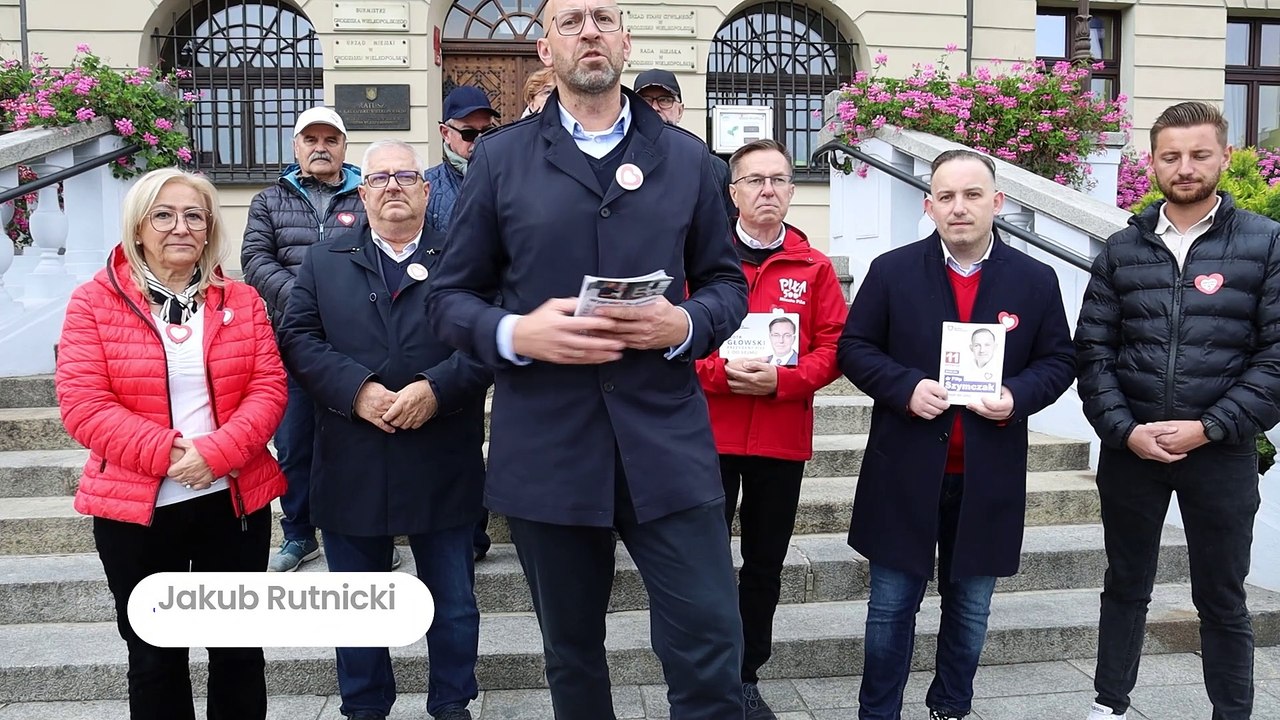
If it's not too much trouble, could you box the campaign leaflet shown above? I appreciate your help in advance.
[719,312,802,366]
[938,321,1005,405]
[573,270,674,317]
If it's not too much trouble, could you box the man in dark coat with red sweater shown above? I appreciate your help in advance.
[837,149,1075,720]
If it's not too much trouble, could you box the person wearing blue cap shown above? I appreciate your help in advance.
[425,85,501,563]
[426,86,500,239]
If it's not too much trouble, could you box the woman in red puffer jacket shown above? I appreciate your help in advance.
[55,168,286,720]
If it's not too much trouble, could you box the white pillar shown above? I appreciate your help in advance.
[23,155,74,302]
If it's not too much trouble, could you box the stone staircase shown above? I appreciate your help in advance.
[2,372,1279,705]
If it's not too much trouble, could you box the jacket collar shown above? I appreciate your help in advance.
[1131,191,1236,237]
[538,86,668,201]
[280,162,363,196]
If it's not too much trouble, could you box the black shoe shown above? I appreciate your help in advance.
[474,546,488,561]
[743,682,777,720]
[348,712,387,720]
[434,708,473,720]
[929,710,966,720]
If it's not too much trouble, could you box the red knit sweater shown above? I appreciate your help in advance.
[945,268,981,474]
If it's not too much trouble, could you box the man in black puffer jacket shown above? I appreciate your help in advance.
[242,106,366,574]
[1076,101,1280,720]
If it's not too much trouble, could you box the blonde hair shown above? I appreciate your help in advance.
[119,168,226,294]
[523,67,556,107]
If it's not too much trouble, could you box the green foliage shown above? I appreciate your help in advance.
[1130,148,1280,222]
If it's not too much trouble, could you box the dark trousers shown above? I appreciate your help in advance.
[275,372,315,543]
[859,474,997,719]
[323,525,480,718]
[93,491,271,720]
[507,464,744,720]
[1094,442,1260,720]
[720,454,805,684]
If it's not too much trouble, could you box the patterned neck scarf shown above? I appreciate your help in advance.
[143,265,201,325]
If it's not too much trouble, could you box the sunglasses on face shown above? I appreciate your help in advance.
[442,123,492,142]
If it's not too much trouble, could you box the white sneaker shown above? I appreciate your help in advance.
[1087,701,1126,720]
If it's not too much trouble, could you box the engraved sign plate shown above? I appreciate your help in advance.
[623,8,696,37]
[332,38,410,67]
[333,1,410,32]
[334,84,411,130]
[626,42,697,71]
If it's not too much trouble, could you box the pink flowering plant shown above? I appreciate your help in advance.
[827,50,1131,189]
[0,46,197,180]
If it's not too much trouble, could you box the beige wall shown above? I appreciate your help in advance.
[2,0,1275,265]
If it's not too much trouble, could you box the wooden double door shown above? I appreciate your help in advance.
[442,53,546,123]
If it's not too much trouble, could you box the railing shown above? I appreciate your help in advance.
[0,118,141,375]
[813,140,1094,272]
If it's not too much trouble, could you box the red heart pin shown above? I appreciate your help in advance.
[998,311,1019,331]
[337,212,355,226]
[165,324,192,344]
[1195,273,1224,295]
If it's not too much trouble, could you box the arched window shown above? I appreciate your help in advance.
[707,2,856,175]
[155,0,324,182]
[443,0,547,42]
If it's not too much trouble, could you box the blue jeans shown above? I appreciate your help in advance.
[276,373,315,543]
[323,525,480,717]
[859,474,997,720]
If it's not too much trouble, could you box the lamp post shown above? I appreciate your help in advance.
[1072,0,1094,86]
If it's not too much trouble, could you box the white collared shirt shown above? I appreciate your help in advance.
[737,220,786,250]
[371,228,422,263]
[557,96,632,159]
[1155,197,1221,270]
[941,233,994,278]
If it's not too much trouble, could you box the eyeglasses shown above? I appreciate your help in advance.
[552,5,622,35]
[147,208,208,232]
[640,94,677,110]
[363,171,423,188]
[442,123,492,143]
[732,175,795,190]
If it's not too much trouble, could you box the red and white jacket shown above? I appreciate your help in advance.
[696,225,849,461]
[55,245,287,526]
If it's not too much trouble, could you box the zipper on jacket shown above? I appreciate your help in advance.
[200,296,250,531]
[108,266,175,526]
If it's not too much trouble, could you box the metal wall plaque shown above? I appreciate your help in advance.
[623,8,696,37]
[332,38,410,67]
[626,42,697,71]
[334,84,412,131]
[333,1,410,32]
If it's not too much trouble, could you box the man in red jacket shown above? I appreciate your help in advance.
[695,138,848,719]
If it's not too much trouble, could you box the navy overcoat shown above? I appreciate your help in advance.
[425,90,748,527]
[279,223,492,537]
[837,232,1074,578]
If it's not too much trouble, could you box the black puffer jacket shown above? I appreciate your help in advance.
[240,163,365,323]
[1076,193,1280,448]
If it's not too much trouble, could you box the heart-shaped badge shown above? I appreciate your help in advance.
[998,311,1019,331]
[165,324,192,344]
[337,212,356,226]
[1195,273,1224,295]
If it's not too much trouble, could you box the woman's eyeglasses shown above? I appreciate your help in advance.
[442,123,492,142]
[147,209,208,232]
[363,171,424,188]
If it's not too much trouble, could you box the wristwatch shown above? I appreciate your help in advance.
[1201,417,1226,443]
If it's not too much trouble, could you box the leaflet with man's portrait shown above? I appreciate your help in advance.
[720,312,801,366]
[939,322,1005,405]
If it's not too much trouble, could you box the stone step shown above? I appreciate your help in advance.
[0,470,1101,555]
[0,374,56,409]
[0,407,73,452]
[3,582,1277,702]
[0,524,1185,624]
[0,394,872,456]
[0,429,1088,504]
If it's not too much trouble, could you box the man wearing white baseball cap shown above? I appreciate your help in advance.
[242,105,375,573]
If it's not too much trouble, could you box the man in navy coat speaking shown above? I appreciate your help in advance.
[837,150,1075,720]
[426,0,749,717]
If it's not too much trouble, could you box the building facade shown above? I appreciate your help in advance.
[0,0,1276,268]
